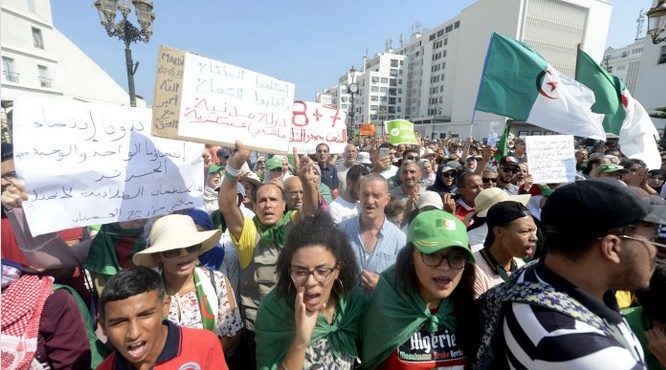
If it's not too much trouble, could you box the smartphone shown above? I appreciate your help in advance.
[379,147,390,158]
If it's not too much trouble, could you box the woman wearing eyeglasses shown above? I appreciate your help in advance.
[132,214,243,356]
[255,212,365,370]
[360,210,479,369]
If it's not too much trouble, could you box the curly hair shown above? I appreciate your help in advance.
[275,211,359,297]
[394,243,479,357]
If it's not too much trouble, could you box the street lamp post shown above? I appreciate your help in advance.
[647,0,666,44]
[347,66,358,137]
[94,0,155,107]
[377,107,387,138]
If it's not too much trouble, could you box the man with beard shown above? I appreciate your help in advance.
[328,164,369,224]
[496,156,520,194]
[218,141,318,368]
[338,173,406,293]
[389,161,425,213]
[490,179,666,369]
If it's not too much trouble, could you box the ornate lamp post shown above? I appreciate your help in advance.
[646,0,666,44]
[94,0,155,107]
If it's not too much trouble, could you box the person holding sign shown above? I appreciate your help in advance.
[218,141,319,369]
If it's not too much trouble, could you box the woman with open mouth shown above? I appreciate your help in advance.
[360,210,479,369]
[255,212,365,369]
[132,214,243,359]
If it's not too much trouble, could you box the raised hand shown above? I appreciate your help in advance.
[1,178,28,210]
[229,141,250,170]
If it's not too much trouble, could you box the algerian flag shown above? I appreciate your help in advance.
[386,119,419,145]
[475,32,605,140]
[575,48,661,169]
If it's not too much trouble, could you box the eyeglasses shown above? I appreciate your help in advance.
[406,156,419,161]
[482,177,497,183]
[500,167,518,174]
[442,172,456,178]
[290,266,337,283]
[618,235,666,251]
[419,250,467,269]
[160,244,202,258]
[1,171,18,181]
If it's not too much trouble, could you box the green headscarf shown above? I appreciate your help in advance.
[359,265,457,369]
[252,210,294,249]
[83,223,146,278]
[255,286,366,370]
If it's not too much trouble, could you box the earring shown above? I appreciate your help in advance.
[333,278,344,296]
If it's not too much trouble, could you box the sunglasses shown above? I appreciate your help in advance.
[442,172,456,178]
[482,177,497,183]
[500,167,518,174]
[160,244,202,259]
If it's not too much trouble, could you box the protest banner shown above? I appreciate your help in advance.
[525,135,576,184]
[387,119,419,145]
[152,45,296,154]
[12,97,204,236]
[359,124,376,137]
[287,101,347,154]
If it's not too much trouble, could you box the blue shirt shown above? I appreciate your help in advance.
[319,162,339,192]
[338,216,406,275]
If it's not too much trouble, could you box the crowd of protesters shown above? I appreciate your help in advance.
[2,131,666,370]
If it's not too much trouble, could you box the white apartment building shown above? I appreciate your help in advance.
[356,52,407,132]
[319,0,613,140]
[633,1,666,134]
[315,88,334,106]
[603,41,644,95]
[1,0,136,109]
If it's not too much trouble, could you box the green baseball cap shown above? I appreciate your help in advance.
[597,163,629,174]
[208,164,223,174]
[266,156,283,171]
[407,210,474,261]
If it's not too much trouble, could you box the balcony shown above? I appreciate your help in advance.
[3,71,20,83]
[38,76,52,88]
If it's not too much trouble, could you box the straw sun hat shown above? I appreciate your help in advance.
[132,214,221,268]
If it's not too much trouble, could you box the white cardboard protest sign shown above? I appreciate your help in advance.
[288,101,347,154]
[525,135,576,184]
[12,97,204,236]
[152,45,295,154]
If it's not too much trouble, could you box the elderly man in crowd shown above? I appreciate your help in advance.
[338,173,406,293]
[336,143,358,196]
[218,141,318,368]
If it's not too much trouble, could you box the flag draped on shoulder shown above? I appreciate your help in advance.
[475,32,605,140]
[575,48,660,169]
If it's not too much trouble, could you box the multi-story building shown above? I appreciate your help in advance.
[1,0,137,111]
[603,41,644,94]
[318,0,613,140]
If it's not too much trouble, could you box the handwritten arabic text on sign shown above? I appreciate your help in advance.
[12,97,204,236]
[177,51,295,153]
[525,135,575,184]
[287,101,347,154]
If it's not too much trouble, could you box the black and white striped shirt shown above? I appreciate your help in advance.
[500,260,646,369]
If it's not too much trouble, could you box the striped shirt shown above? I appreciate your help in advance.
[500,260,646,369]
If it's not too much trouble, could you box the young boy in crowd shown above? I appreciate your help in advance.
[96,266,227,370]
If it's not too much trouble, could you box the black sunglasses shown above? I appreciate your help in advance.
[160,244,202,259]
[500,167,518,174]
[482,177,497,183]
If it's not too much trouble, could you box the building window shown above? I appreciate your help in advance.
[659,46,666,65]
[446,25,453,33]
[454,21,460,29]
[2,57,19,82]
[32,27,44,49]
[437,29,444,37]
[38,65,52,87]
[429,33,436,41]
[380,77,389,83]
[390,59,399,67]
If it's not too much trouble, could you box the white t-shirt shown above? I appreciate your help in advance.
[327,197,360,224]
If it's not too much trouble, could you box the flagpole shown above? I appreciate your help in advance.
[574,43,581,81]
[469,31,497,139]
